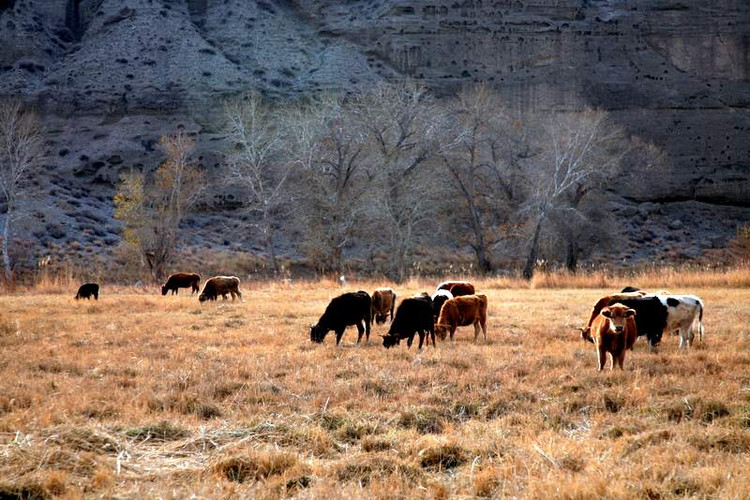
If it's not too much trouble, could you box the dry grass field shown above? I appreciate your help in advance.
[1,275,749,499]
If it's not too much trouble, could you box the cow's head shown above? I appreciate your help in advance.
[381,334,400,348]
[647,330,663,348]
[310,324,327,343]
[161,285,168,296]
[375,313,388,325]
[434,324,449,340]
[579,326,593,343]
[601,304,636,334]
[198,293,209,303]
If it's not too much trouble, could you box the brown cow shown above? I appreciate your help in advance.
[371,287,396,325]
[580,291,646,342]
[162,273,201,295]
[198,276,242,302]
[435,280,475,297]
[435,294,488,343]
[590,303,637,371]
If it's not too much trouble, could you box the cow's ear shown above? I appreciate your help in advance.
[601,308,612,318]
[625,309,636,317]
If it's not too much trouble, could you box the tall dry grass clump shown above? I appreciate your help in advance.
[530,264,750,289]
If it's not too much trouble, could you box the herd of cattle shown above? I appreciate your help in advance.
[309,281,488,350]
[73,274,704,371]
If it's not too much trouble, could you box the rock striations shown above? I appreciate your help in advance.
[0,0,748,267]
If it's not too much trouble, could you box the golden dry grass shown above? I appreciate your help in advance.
[1,276,749,498]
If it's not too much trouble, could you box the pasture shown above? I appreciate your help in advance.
[1,280,749,498]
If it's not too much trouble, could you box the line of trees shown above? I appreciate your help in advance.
[214,83,666,281]
[103,82,666,283]
[0,85,667,285]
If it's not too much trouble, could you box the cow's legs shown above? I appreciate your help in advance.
[597,344,607,371]
[407,333,415,348]
[356,321,365,343]
[615,352,625,370]
[450,327,456,340]
[685,323,695,348]
[417,331,425,349]
[473,322,480,342]
[335,328,346,345]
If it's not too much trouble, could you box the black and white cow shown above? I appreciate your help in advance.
[583,292,704,349]
[431,289,453,322]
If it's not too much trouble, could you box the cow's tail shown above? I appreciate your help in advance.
[698,299,704,343]
[365,295,372,337]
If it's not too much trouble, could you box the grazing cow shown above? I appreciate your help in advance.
[431,289,453,322]
[75,283,99,300]
[162,273,201,295]
[590,303,638,370]
[310,291,371,345]
[435,294,488,343]
[198,276,242,302]
[582,292,704,348]
[659,294,704,348]
[435,280,475,297]
[371,287,396,325]
[381,295,435,349]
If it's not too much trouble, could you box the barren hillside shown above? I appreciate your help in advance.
[0,0,748,275]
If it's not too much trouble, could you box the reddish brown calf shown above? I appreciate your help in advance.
[590,303,637,371]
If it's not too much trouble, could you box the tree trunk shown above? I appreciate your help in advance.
[2,211,12,286]
[331,244,343,277]
[522,218,544,280]
[474,244,492,274]
[565,240,579,273]
[145,250,168,283]
[264,221,279,276]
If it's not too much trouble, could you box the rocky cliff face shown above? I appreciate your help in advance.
[303,0,750,205]
[0,0,748,270]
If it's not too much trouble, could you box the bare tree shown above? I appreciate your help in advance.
[224,92,293,275]
[0,100,43,286]
[285,93,375,275]
[438,85,534,273]
[521,108,627,278]
[354,82,450,281]
[114,132,204,282]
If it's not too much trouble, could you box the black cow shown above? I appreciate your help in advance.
[585,296,669,347]
[621,286,641,293]
[162,273,201,295]
[310,291,372,345]
[381,295,435,349]
[75,283,99,300]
